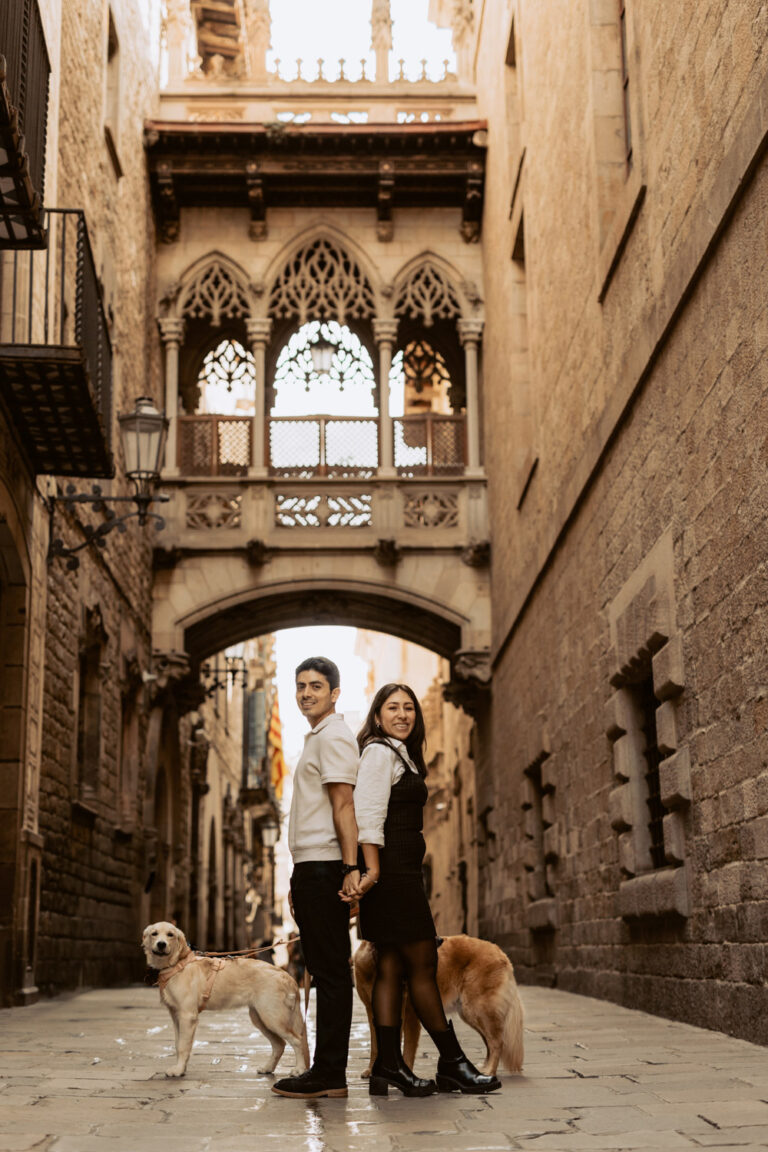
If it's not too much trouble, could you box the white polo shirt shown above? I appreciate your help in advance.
[288,712,359,863]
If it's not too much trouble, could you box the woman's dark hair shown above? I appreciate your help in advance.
[295,656,340,691]
[357,683,427,777]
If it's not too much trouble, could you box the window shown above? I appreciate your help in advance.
[628,672,669,871]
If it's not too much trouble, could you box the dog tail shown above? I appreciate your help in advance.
[501,971,525,1072]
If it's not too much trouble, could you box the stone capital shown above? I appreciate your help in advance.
[246,317,273,346]
[158,317,185,346]
[457,317,484,346]
[373,318,399,346]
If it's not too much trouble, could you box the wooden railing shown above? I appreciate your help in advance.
[178,414,252,476]
[394,413,466,476]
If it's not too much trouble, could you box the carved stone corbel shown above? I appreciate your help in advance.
[461,539,490,567]
[246,161,267,240]
[443,647,491,717]
[374,538,401,566]
[156,163,180,243]
[377,160,395,242]
[246,538,271,567]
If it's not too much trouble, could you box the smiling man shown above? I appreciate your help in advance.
[272,656,360,1099]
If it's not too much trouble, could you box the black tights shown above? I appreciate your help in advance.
[371,938,449,1036]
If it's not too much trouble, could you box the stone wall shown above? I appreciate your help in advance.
[34,0,163,994]
[477,0,768,1042]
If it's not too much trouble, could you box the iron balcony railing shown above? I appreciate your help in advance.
[0,208,112,457]
[0,0,50,247]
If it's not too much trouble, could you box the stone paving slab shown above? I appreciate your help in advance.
[2,983,768,1151]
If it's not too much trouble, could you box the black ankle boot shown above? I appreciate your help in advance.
[369,1024,437,1098]
[431,1021,502,1094]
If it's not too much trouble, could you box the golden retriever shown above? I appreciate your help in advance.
[142,921,309,1078]
[353,934,524,1077]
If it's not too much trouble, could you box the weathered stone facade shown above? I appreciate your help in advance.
[3,0,768,1050]
[477,0,768,1042]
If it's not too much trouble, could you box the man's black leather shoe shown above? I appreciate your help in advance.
[271,1068,348,1098]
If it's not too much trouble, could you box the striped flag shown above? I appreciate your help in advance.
[268,691,287,800]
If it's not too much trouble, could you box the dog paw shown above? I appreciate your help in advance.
[165,1068,186,1078]
[256,1065,277,1076]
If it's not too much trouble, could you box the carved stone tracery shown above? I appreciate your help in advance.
[395,262,463,326]
[180,260,251,326]
[268,239,376,326]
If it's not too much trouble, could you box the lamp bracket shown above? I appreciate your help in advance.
[47,484,169,570]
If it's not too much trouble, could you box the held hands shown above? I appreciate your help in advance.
[338,868,379,903]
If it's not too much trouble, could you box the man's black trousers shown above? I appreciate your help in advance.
[290,860,352,1077]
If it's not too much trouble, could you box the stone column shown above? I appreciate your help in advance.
[164,0,194,84]
[247,317,272,477]
[244,0,271,83]
[158,317,185,476]
[458,318,484,475]
[371,0,392,83]
[373,319,398,477]
[452,0,475,86]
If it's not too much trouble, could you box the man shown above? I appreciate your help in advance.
[272,656,361,1099]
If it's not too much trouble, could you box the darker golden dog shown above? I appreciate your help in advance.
[354,934,524,1077]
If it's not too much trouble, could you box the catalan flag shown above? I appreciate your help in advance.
[268,691,288,800]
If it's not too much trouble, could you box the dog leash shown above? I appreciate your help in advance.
[196,936,302,959]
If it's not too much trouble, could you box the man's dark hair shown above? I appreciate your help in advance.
[295,656,340,691]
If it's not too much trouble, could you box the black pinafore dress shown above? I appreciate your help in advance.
[358,753,436,945]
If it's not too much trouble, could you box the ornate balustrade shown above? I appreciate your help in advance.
[155,474,488,560]
[177,413,467,479]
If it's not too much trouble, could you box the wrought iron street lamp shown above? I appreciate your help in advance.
[200,652,248,697]
[260,816,280,848]
[48,396,169,569]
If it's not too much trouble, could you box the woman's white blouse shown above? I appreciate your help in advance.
[354,739,420,847]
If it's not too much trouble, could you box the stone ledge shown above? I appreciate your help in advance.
[618,866,690,919]
[652,635,685,700]
[659,746,692,808]
[526,897,558,931]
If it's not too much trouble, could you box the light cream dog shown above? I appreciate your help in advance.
[354,934,524,1077]
[142,921,309,1078]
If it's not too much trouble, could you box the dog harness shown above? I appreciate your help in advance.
[156,951,226,1011]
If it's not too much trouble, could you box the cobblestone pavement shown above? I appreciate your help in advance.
[2,981,768,1152]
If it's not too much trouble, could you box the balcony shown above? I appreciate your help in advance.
[0,209,113,477]
[177,413,467,479]
[0,0,50,248]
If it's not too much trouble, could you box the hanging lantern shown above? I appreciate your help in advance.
[310,334,334,376]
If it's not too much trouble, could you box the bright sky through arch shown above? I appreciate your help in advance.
[267,0,455,82]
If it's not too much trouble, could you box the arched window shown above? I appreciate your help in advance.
[179,339,255,477]
[269,321,378,478]
[196,339,256,416]
[389,339,464,477]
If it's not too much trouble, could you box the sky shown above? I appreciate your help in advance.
[267,0,455,82]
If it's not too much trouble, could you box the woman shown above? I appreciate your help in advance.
[350,683,501,1097]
